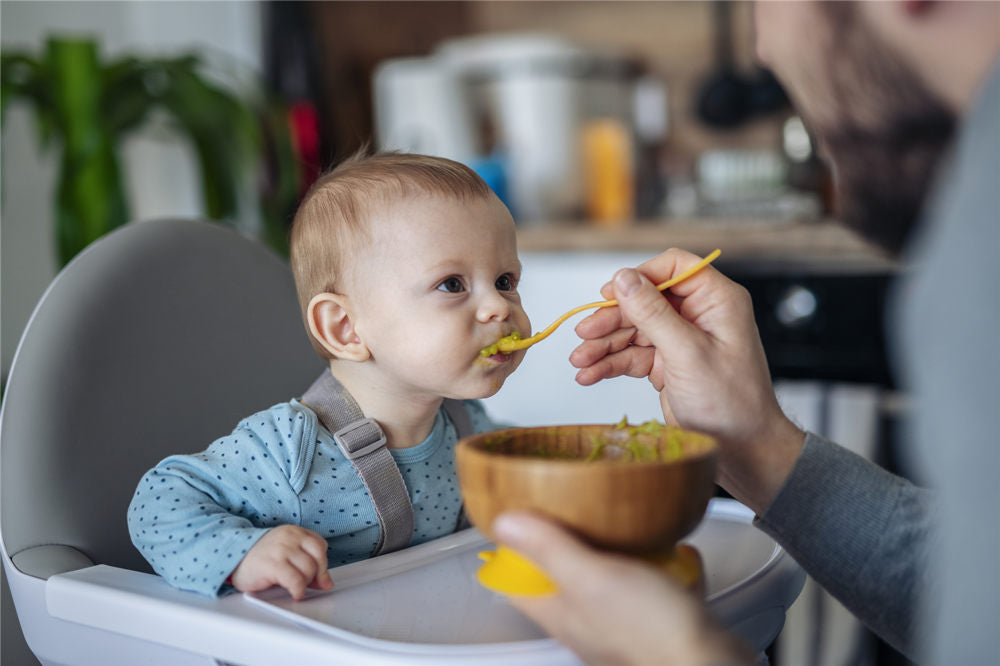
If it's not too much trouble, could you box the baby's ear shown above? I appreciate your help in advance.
[306,293,370,362]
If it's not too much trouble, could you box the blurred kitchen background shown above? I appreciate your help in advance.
[2,2,911,665]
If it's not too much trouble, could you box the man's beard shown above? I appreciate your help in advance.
[821,111,955,255]
[812,5,957,256]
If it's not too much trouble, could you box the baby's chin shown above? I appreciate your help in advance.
[467,376,510,400]
[462,356,523,399]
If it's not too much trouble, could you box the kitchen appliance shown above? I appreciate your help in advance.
[372,56,478,164]
[695,1,787,129]
[373,33,640,223]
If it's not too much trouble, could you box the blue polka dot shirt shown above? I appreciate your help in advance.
[127,398,499,596]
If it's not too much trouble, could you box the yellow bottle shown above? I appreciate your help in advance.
[582,118,635,227]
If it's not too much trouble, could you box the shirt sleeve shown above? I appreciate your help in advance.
[127,420,299,596]
[753,432,935,659]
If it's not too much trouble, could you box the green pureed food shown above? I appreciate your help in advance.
[584,417,685,462]
[480,418,689,463]
[479,331,522,357]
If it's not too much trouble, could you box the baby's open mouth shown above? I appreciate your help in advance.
[479,331,523,357]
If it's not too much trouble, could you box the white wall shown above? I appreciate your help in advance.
[482,250,670,427]
[1,0,263,380]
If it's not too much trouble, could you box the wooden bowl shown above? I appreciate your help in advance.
[456,424,718,555]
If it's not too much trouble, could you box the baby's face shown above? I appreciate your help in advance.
[346,193,531,400]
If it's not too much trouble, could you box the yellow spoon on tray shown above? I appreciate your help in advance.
[481,249,722,356]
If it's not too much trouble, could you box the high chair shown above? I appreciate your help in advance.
[0,219,326,664]
[1,219,804,666]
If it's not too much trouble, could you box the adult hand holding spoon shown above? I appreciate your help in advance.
[481,249,721,357]
[571,246,805,515]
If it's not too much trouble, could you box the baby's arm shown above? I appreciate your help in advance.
[128,462,272,596]
[128,423,305,596]
[229,525,332,599]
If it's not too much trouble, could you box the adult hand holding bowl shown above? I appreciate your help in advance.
[455,421,718,596]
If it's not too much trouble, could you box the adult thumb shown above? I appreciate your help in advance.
[612,268,693,351]
[494,512,606,588]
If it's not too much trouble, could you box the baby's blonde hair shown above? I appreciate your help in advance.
[289,151,493,358]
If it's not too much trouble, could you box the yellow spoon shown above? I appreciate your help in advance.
[481,249,722,356]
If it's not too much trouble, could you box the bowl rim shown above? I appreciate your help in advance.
[456,423,718,469]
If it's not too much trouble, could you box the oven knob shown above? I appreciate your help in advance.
[776,285,818,328]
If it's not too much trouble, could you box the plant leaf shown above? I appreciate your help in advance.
[46,38,130,264]
[154,58,259,220]
[1,52,56,146]
[102,56,155,133]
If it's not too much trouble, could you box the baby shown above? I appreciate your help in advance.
[128,152,530,598]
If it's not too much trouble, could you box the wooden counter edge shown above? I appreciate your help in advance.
[515,220,899,272]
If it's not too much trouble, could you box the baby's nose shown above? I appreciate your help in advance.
[477,290,511,322]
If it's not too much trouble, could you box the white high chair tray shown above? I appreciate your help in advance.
[244,498,800,655]
[46,499,802,665]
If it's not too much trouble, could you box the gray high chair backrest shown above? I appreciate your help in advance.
[0,219,323,578]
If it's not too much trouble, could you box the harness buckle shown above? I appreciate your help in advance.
[333,418,387,459]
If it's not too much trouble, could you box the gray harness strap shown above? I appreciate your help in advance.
[301,370,474,555]
[442,399,473,443]
[442,399,473,530]
[301,371,412,557]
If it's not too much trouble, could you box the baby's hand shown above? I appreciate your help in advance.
[229,525,333,600]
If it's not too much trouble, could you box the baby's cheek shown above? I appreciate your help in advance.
[417,345,459,374]
[516,309,532,335]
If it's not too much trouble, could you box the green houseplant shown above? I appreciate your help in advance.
[1,37,301,265]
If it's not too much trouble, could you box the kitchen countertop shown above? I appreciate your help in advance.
[516,219,899,274]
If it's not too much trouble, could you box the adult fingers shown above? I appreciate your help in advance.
[579,248,721,339]
[634,247,718,297]
[493,512,612,590]
[611,269,701,357]
[598,280,614,301]
[568,326,637,369]
[660,397,677,425]
[636,250,754,341]
[574,302,627,340]
[574,346,655,386]
[574,294,682,351]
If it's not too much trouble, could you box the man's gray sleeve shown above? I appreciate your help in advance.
[753,432,934,660]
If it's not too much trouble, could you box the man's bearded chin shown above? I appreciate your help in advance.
[808,5,957,257]
[821,108,955,256]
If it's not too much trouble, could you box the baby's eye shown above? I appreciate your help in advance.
[437,277,465,293]
[495,274,516,291]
